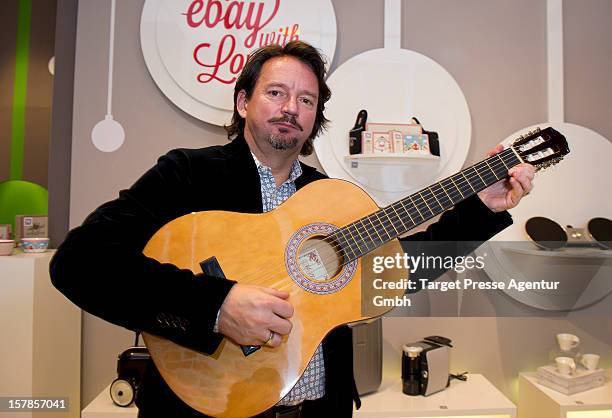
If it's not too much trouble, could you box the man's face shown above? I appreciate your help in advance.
[237,56,319,153]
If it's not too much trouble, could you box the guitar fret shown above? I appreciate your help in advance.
[363,219,381,250]
[478,161,497,183]
[428,186,445,209]
[342,232,357,258]
[496,153,509,170]
[466,167,485,190]
[408,195,428,220]
[485,160,499,183]
[438,182,455,208]
[390,204,410,231]
[488,158,507,179]
[366,215,384,243]
[348,222,369,255]
[398,200,418,224]
[357,219,375,251]
[391,208,408,234]
[440,179,460,204]
[461,172,476,193]
[450,176,465,198]
[382,209,400,236]
[421,188,442,213]
[483,159,498,180]
[493,157,508,178]
[371,213,386,241]
[473,165,487,184]
[373,213,390,241]
[416,194,434,218]
[431,183,452,208]
[418,191,435,213]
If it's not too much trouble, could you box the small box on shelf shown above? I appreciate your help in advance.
[15,215,48,241]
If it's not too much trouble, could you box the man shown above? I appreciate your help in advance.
[50,41,534,418]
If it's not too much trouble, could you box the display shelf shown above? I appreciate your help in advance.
[518,372,612,418]
[0,250,81,418]
[502,245,612,259]
[344,154,440,165]
[477,241,612,312]
[340,153,442,195]
[355,374,516,417]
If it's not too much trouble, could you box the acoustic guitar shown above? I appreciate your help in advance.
[142,127,569,417]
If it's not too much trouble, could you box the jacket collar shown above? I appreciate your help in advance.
[222,135,322,191]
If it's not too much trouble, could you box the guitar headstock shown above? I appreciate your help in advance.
[510,127,570,171]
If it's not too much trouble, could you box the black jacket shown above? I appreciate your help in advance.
[50,136,512,417]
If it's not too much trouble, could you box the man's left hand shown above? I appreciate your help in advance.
[478,144,536,213]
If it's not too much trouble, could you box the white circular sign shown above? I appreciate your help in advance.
[314,48,471,206]
[141,0,337,126]
[478,122,612,312]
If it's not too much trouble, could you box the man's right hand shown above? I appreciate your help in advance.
[217,284,294,348]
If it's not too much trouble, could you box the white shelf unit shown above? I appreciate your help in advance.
[518,372,612,418]
[344,154,441,163]
[0,250,81,418]
[355,374,516,417]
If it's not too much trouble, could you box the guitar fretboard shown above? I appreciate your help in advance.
[329,148,522,262]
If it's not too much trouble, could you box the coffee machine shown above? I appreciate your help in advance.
[402,336,452,396]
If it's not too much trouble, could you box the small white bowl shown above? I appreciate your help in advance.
[20,237,50,253]
[0,239,16,256]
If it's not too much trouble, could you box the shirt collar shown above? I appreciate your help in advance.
[251,152,303,185]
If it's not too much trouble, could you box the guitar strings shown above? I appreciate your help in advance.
[315,153,513,262]
[308,150,518,268]
[333,154,514,258]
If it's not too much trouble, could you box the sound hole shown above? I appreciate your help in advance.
[296,236,344,282]
[525,216,567,250]
[588,217,612,249]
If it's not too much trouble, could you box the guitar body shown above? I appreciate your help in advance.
[142,178,406,417]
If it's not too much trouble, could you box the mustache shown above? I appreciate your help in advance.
[268,115,303,131]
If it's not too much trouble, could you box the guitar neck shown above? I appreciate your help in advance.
[331,148,523,262]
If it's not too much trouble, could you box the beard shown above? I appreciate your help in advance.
[266,115,303,150]
[267,133,299,150]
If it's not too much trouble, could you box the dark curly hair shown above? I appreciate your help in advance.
[224,41,331,156]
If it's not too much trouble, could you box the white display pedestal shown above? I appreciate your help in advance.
[82,385,137,418]
[0,251,81,418]
[355,374,516,417]
[519,372,612,418]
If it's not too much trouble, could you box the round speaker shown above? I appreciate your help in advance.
[587,217,612,249]
[525,217,567,250]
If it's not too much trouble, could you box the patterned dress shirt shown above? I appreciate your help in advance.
[252,153,326,406]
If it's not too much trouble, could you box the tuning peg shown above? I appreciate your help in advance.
[511,135,522,145]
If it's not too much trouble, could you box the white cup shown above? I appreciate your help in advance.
[581,354,600,371]
[557,333,580,351]
[556,357,576,375]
